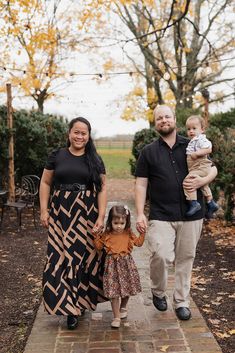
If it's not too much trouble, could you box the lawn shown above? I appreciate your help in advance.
[97,148,133,179]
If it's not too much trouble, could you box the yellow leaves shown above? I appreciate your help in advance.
[160,345,169,352]
[147,87,157,107]
[10,27,21,36]
[133,86,144,97]
[121,105,136,121]
[182,47,192,53]
[215,331,231,339]
[33,78,41,90]
[163,89,175,104]
[103,59,114,72]
[229,329,235,335]
[145,108,154,124]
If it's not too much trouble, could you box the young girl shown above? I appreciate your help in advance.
[93,204,145,328]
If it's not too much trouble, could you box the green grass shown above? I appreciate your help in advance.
[97,148,133,179]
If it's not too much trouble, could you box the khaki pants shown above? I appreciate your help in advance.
[184,155,212,200]
[147,219,203,308]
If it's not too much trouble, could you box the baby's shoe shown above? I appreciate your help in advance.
[111,318,121,328]
[186,200,201,217]
[120,308,128,319]
[205,199,219,219]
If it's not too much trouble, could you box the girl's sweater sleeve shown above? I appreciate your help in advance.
[93,233,105,250]
[130,230,145,247]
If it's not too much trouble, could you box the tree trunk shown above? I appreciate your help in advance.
[6,83,15,202]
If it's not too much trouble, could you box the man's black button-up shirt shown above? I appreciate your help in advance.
[135,135,204,221]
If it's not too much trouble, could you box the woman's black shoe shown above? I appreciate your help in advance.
[67,315,78,330]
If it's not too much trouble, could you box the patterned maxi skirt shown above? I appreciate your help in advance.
[42,189,106,316]
[103,254,142,299]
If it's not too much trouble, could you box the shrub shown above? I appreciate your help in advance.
[129,128,158,175]
[0,106,67,187]
[207,126,235,222]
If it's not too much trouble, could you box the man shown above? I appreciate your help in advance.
[135,105,217,320]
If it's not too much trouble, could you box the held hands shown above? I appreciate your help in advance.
[92,217,104,236]
[136,214,148,234]
[40,210,50,228]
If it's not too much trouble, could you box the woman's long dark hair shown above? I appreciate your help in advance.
[67,117,103,192]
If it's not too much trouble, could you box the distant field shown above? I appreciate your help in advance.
[97,148,133,179]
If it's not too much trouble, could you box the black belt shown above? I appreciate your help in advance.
[56,183,87,191]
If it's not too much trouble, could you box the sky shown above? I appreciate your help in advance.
[43,72,150,138]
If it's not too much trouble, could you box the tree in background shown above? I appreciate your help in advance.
[83,0,235,124]
[0,0,92,112]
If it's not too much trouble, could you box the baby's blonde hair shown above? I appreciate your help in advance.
[186,115,206,129]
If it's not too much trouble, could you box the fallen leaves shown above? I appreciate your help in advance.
[214,331,231,339]
[191,219,234,352]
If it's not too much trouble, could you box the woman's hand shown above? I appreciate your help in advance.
[92,217,104,235]
[40,210,50,228]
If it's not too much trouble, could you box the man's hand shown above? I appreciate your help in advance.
[136,214,148,233]
[183,175,203,193]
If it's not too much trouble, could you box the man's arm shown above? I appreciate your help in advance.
[135,177,148,233]
[183,165,218,193]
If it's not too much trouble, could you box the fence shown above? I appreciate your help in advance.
[94,139,133,149]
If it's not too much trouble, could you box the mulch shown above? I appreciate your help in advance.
[0,178,234,353]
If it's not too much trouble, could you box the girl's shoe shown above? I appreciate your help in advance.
[111,318,121,328]
[67,315,78,330]
[120,308,128,319]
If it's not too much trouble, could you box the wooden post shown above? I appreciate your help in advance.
[6,83,15,202]
[201,89,210,128]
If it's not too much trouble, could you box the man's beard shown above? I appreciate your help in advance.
[157,125,176,136]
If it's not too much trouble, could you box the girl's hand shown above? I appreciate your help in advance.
[40,210,50,228]
[92,218,104,235]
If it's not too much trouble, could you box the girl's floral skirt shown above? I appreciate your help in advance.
[103,254,141,298]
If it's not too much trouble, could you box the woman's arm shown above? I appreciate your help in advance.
[92,174,107,234]
[39,169,54,228]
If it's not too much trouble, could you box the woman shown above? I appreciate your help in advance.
[39,117,107,330]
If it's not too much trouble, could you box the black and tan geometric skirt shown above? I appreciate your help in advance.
[42,189,107,316]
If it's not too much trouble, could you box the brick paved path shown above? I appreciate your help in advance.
[24,179,222,353]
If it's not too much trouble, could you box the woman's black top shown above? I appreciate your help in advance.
[45,148,105,186]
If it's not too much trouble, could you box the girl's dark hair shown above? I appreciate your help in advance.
[105,205,131,232]
[67,117,103,192]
